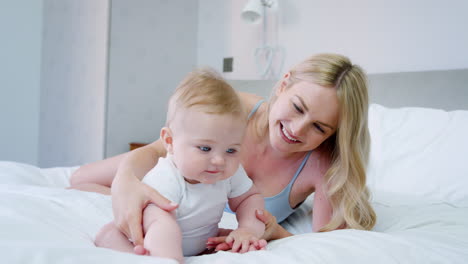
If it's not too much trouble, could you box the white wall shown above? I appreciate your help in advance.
[4,0,466,166]
[39,0,109,167]
[198,0,468,79]
[105,0,199,157]
[1,0,198,166]
[197,0,229,72]
[0,1,43,165]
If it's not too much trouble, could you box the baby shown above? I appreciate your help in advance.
[95,68,265,262]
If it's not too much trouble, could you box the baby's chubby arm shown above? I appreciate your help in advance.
[227,184,265,252]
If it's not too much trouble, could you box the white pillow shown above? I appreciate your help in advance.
[367,104,468,206]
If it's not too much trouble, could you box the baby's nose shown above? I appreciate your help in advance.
[211,155,225,166]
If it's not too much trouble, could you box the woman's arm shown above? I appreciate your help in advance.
[311,182,334,232]
[112,139,180,246]
[256,185,334,239]
[69,152,127,187]
[255,181,334,239]
[71,139,178,246]
[113,139,167,184]
[69,140,165,187]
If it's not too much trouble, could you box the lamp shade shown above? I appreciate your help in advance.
[241,0,264,24]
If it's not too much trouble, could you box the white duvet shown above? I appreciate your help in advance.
[2,104,468,264]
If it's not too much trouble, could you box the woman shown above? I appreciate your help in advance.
[70,53,376,249]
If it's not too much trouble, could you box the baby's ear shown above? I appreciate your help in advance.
[160,127,174,154]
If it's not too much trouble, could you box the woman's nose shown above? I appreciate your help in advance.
[291,119,307,137]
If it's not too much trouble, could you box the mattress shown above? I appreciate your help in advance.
[1,160,467,264]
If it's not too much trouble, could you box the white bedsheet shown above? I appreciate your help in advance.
[1,161,467,264]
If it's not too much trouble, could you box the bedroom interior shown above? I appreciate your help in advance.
[1,0,467,263]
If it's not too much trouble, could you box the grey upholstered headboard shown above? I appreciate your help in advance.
[229,69,468,111]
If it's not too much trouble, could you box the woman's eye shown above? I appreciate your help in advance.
[226,148,237,154]
[314,123,325,134]
[293,103,304,114]
[198,146,211,152]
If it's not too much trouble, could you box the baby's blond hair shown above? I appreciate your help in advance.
[166,68,244,126]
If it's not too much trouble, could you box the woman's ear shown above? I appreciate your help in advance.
[160,127,174,154]
[276,72,291,95]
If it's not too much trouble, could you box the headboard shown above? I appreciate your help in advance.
[228,69,468,111]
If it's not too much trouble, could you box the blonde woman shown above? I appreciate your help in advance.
[70,53,376,250]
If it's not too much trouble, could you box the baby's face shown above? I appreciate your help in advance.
[169,109,246,184]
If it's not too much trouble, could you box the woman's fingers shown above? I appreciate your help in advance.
[255,209,273,224]
[214,242,231,252]
[255,209,277,241]
[146,186,178,211]
[206,236,228,245]
[127,213,144,246]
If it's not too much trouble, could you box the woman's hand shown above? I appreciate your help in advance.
[206,228,232,252]
[207,228,267,252]
[111,174,178,246]
[206,209,281,252]
[225,227,264,253]
[255,209,281,241]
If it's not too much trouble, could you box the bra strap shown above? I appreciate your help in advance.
[247,99,265,120]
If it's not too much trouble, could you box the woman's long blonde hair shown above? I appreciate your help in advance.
[263,53,376,231]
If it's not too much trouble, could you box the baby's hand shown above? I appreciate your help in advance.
[226,227,265,253]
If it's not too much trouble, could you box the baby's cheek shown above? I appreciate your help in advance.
[179,157,205,178]
[226,163,241,179]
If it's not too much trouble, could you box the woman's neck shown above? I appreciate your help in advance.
[261,138,307,161]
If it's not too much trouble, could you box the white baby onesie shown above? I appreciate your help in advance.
[142,155,253,256]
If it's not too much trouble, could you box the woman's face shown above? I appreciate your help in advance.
[268,80,339,154]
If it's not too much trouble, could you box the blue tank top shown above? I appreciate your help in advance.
[225,99,312,223]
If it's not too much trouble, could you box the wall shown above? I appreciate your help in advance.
[229,68,468,111]
[4,0,466,166]
[39,0,109,167]
[0,1,43,165]
[105,0,199,157]
[198,0,468,79]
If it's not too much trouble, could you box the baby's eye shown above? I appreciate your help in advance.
[198,146,211,152]
[226,149,237,154]
[226,148,237,154]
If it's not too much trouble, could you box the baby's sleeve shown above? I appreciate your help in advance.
[228,166,253,198]
[142,159,183,205]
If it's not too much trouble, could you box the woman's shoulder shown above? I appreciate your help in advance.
[237,91,265,114]
[303,146,334,186]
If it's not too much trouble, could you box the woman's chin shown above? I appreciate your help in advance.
[270,128,296,154]
[270,136,294,154]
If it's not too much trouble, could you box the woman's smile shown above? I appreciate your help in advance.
[280,122,301,144]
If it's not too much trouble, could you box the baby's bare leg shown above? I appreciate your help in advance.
[143,204,183,263]
[95,222,134,253]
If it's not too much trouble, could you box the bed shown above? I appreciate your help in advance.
[2,70,468,263]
